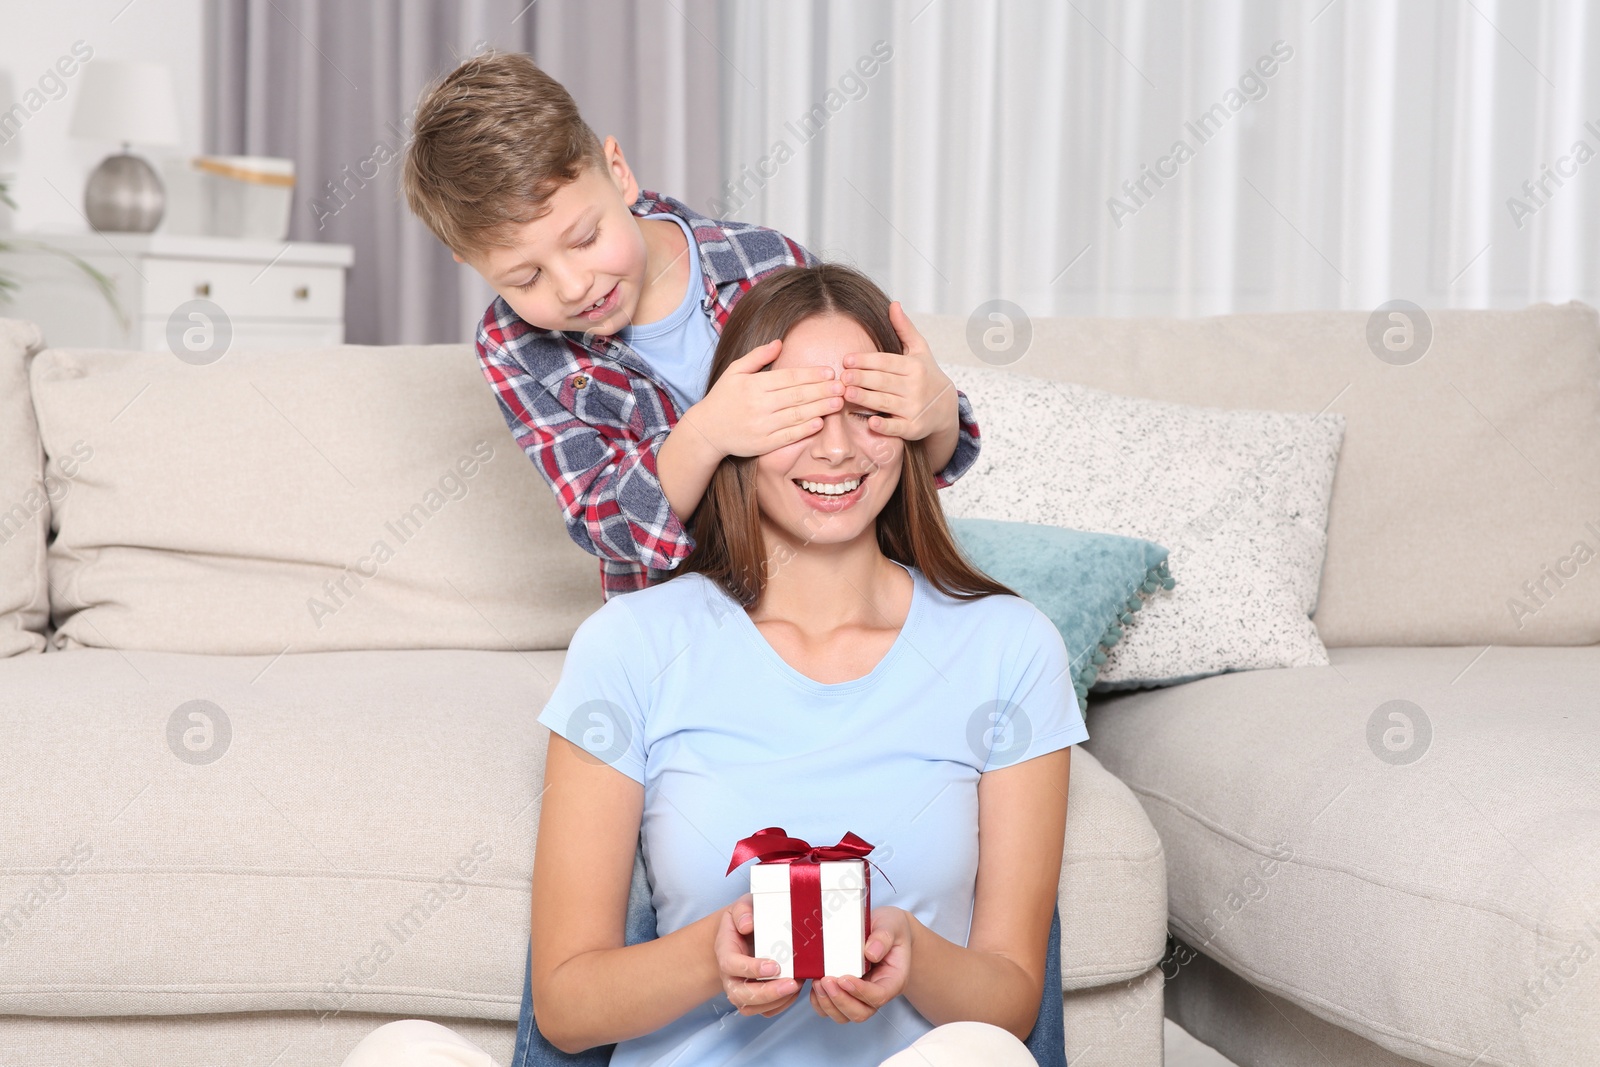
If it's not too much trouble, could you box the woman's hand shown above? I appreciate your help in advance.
[810,906,915,1024]
[714,892,805,1018]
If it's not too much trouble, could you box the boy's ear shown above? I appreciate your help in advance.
[452,252,464,264]
[602,135,641,204]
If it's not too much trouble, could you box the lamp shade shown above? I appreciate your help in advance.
[68,61,180,146]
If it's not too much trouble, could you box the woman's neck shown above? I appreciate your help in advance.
[749,525,911,635]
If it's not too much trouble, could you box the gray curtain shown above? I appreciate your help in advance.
[205,0,724,345]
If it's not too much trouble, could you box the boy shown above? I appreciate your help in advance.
[398,51,1067,1067]
[400,51,980,601]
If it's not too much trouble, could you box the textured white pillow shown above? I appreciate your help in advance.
[942,364,1345,687]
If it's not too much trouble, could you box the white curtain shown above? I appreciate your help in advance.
[207,0,721,344]
[717,0,1600,318]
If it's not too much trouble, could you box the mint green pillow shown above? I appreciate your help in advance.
[948,517,1174,713]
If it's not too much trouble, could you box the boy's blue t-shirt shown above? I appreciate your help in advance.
[618,212,722,415]
[536,561,1087,1067]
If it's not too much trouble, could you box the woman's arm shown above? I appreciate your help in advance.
[528,735,800,1049]
[901,746,1072,1041]
[529,733,727,1054]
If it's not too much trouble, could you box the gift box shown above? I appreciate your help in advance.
[726,826,892,981]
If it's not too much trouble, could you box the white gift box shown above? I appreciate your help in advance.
[750,858,869,980]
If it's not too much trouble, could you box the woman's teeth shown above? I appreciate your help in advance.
[798,477,861,496]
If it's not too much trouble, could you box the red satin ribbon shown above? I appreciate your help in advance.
[726,826,895,979]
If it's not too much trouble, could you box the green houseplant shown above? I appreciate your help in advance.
[0,173,127,329]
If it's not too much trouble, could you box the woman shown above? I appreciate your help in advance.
[343,264,1084,1066]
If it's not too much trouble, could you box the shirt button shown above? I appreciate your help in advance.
[572,374,589,389]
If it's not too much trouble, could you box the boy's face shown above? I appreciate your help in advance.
[455,137,650,335]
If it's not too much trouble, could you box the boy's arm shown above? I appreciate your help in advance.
[478,324,694,572]
[654,417,723,523]
[932,389,981,488]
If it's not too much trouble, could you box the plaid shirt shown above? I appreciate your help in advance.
[476,190,982,599]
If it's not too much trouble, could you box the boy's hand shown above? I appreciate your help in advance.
[840,301,958,446]
[682,339,844,459]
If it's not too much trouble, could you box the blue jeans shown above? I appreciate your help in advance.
[513,838,1068,1066]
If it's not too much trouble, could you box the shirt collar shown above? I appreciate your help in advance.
[630,189,742,292]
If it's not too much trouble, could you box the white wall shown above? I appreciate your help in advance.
[0,0,205,234]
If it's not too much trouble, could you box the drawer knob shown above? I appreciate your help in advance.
[294,286,310,300]
[195,282,211,297]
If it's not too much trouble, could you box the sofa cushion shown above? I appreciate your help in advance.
[1084,645,1600,1067]
[0,647,1166,1019]
[0,981,1172,1067]
[915,302,1600,648]
[1164,945,1431,1067]
[942,364,1344,688]
[0,1013,518,1067]
[0,318,50,656]
[948,517,1174,710]
[29,343,600,654]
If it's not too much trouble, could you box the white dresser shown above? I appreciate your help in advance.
[0,232,353,351]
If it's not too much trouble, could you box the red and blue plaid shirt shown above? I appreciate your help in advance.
[476,190,982,599]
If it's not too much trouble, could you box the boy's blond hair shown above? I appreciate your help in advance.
[401,50,607,256]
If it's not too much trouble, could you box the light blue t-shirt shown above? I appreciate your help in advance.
[536,560,1088,1067]
[619,212,721,415]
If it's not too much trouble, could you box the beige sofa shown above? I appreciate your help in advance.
[918,303,1600,1067]
[0,316,1167,1067]
[3,297,1595,1067]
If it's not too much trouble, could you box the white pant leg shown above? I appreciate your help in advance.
[339,1019,503,1067]
[342,1017,1032,1067]
[877,1020,1038,1067]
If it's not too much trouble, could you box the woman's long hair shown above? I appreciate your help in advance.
[674,263,1015,607]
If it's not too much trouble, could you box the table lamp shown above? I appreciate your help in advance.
[68,60,181,232]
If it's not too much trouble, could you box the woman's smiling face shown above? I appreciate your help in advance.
[753,313,904,549]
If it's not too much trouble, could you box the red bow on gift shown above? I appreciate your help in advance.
[726,827,895,979]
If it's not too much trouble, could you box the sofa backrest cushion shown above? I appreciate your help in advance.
[30,342,601,654]
[914,302,1600,647]
[0,318,49,656]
